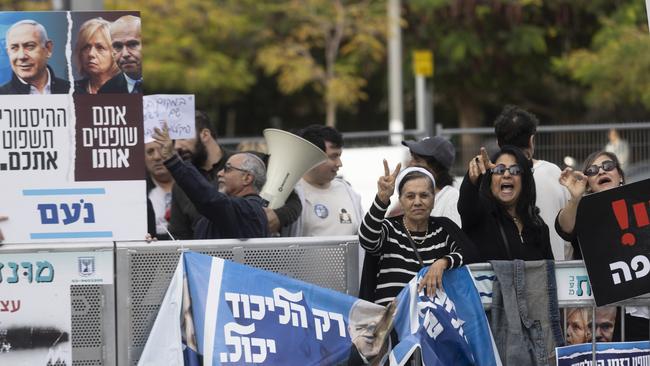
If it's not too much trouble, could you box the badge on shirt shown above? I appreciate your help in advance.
[314,204,329,219]
[339,209,352,224]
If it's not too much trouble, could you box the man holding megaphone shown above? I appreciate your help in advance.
[287,125,364,237]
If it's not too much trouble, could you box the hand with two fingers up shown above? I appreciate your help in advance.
[377,159,401,205]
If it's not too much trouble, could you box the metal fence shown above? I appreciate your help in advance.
[2,238,650,365]
[114,236,359,366]
[220,122,650,179]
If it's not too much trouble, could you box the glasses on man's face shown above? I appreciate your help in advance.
[584,160,617,177]
[490,164,522,176]
[223,163,249,174]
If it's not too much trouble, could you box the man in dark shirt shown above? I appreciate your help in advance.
[167,111,231,239]
[154,125,268,239]
[0,19,70,94]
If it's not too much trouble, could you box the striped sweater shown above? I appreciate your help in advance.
[358,195,465,306]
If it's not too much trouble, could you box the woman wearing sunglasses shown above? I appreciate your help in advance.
[458,145,553,261]
[556,152,650,342]
[556,150,624,255]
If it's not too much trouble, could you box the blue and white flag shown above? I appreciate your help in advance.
[390,266,502,366]
[139,252,500,366]
[139,251,392,365]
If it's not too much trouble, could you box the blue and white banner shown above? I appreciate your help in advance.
[556,341,650,366]
[390,266,502,366]
[139,252,501,366]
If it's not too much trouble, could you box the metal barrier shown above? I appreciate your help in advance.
[436,121,650,176]
[0,242,116,366]
[115,236,359,366]
[3,237,650,365]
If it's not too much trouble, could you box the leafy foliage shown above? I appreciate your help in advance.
[555,1,650,112]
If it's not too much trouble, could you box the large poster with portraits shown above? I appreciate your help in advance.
[0,250,113,365]
[0,11,145,243]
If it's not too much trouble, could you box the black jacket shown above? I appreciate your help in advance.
[97,72,129,94]
[0,66,70,94]
[458,172,553,262]
[164,154,269,239]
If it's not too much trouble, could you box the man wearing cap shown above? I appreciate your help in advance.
[401,136,461,226]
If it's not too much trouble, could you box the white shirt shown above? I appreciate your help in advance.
[296,179,361,236]
[124,74,142,93]
[533,160,571,260]
[17,68,52,95]
[148,185,172,236]
[432,185,461,227]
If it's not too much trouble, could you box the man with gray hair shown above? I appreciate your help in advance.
[0,19,70,94]
[153,125,269,239]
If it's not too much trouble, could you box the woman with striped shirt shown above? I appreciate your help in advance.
[358,162,474,307]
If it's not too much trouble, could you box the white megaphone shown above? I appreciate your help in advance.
[260,129,328,209]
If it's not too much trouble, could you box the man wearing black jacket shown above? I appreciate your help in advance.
[0,19,69,94]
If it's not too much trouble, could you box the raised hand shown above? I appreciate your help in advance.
[559,167,587,199]
[152,123,175,160]
[468,147,495,185]
[377,159,401,204]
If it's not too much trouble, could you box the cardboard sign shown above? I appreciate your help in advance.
[143,94,195,141]
[576,178,650,306]
[0,11,146,243]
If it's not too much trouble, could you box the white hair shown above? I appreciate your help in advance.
[6,19,49,47]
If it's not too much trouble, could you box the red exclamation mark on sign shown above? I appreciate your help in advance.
[612,199,636,246]
[633,202,650,228]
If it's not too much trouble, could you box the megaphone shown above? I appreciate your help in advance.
[260,129,328,209]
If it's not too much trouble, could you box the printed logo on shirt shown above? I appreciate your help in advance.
[339,208,352,224]
[314,204,329,219]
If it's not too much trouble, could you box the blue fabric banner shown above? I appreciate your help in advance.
[139,252,501,366]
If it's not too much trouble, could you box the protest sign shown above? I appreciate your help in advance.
[576,178,650,306]
[0,250,113,364]
[143,94,195,141]
[556,341,650,366]
[0,11,146,243]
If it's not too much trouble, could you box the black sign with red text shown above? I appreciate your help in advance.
[576,178,650,306]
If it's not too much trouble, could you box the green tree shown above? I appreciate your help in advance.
[555,1,650,115]
[109,0,260,109]
[255,0,386,127]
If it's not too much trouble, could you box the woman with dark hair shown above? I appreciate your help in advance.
[358,162,475,307]
[555,151,647,342]
[458,145,553,261]
[556,150,625,254]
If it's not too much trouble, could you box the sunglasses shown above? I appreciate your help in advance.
[490,164,522,176]
[583,160,617,177]
[223,163,249,174]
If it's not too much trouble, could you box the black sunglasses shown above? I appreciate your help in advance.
[584,160,617,177]
[223,163,249,174]
[490,164,522,176]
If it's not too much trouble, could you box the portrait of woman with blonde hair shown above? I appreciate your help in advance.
[73,18,120,94]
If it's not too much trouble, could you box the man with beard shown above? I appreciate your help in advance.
[168,111,232,239]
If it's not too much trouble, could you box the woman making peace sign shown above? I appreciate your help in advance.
[358,160,476,307]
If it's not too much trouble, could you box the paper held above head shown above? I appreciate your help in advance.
[143,94,195,143]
